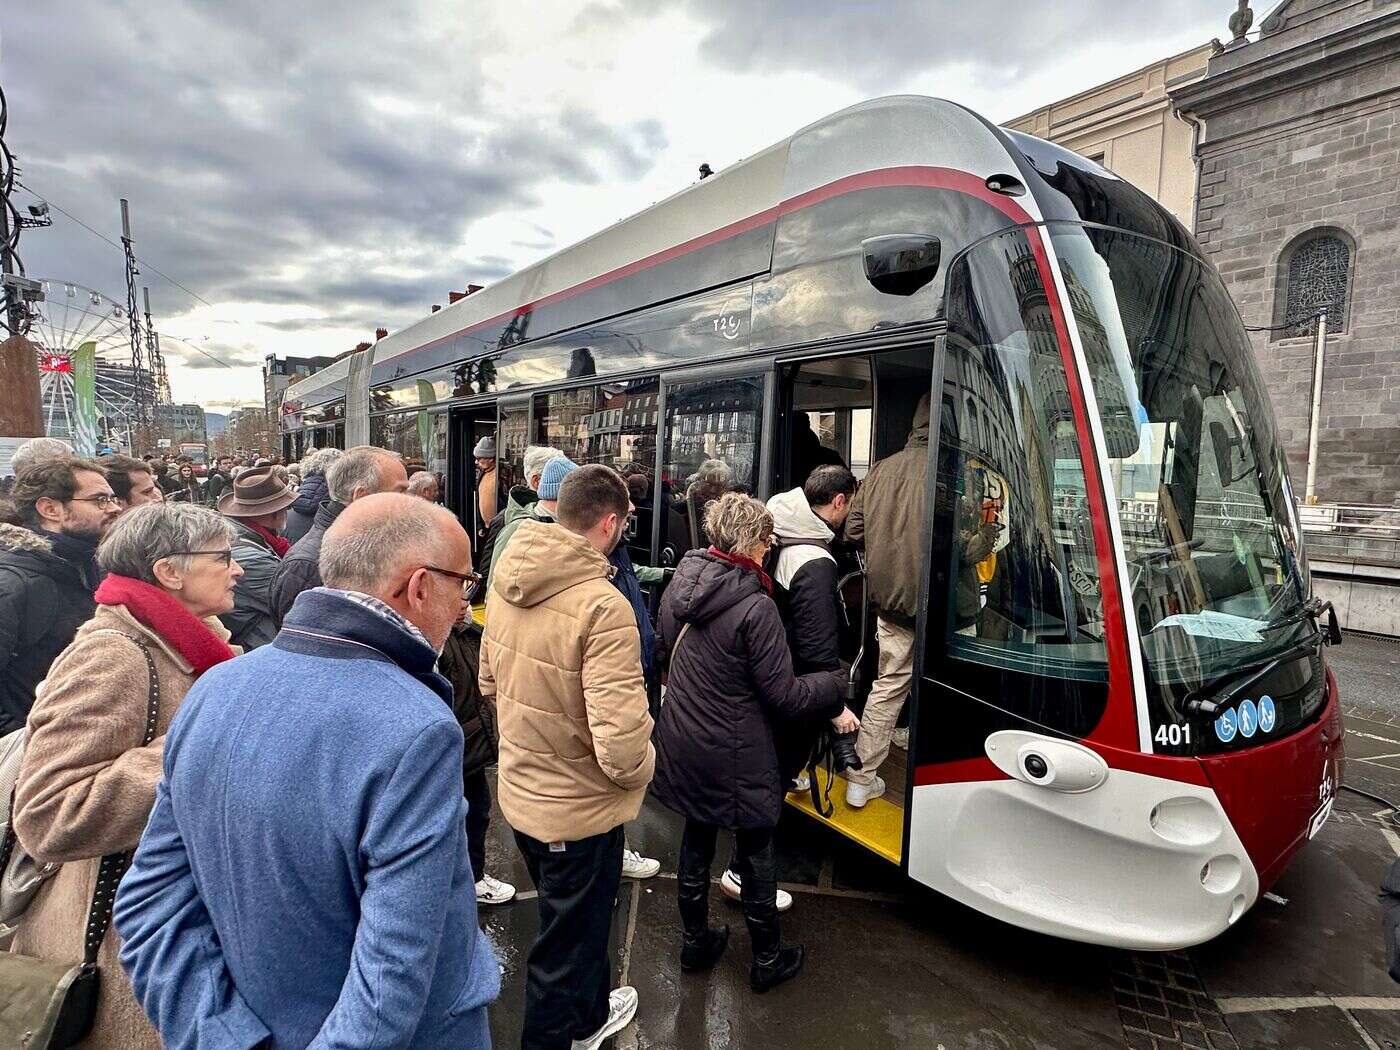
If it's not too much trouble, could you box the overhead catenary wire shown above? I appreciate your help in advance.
[14,182,238,369]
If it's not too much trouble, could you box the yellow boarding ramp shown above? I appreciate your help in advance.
[785,766,903,866]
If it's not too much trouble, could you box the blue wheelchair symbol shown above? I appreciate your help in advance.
[1238,699,1258,738]
[1215,708,1239,743]
[1259,695,1276,733]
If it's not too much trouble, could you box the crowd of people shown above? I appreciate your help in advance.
[0,409,931,1050]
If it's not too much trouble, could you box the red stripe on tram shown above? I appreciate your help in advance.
[376,166,1036,371]
[1023,227,1140,752]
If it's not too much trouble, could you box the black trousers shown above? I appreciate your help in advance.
[463,770,492,882]
[514,825,623,1050]
[678,820,780,962]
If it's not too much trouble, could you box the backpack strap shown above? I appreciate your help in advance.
[80,631,161,966]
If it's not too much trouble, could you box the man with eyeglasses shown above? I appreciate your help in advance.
[0,458,119,734]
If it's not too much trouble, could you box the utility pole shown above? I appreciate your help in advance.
[120,199,150,450]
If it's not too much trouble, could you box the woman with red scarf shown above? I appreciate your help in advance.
[650,492,853,994]
[10,501,241,1050]
[216,464,297,650]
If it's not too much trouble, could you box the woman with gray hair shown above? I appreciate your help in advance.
[650,492,854,993]
[9,502,242,1050]
[285,446,344,544]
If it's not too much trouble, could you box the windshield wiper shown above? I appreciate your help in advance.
[1182,632,1324,720]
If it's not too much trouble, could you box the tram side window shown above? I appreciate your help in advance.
[369,408,439,467]
[927,229,1110,735]
[659,375,764,564]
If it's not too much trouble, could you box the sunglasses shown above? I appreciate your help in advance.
[169,548,235,567]
[393,565,484,602]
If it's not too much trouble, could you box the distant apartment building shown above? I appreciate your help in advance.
[264,354,338,422]
[153,402,207,443]
[1004,43,1215,226]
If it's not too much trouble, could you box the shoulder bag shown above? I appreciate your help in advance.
[0,631,161,1050]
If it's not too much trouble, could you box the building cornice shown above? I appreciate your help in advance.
[1172,8,1400,117]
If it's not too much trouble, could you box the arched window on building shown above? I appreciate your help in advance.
[1271,228,1354,339]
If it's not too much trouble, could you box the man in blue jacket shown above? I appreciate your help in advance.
[116,493,499,1049]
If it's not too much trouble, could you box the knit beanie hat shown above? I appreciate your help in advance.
[537,456,578,500]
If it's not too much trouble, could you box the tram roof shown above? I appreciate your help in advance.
[282,94,1051,406]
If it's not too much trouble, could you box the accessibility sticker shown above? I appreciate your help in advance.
[1215,708,1239,744]
[1238,698,1259,739]
[1258,695,1276,734]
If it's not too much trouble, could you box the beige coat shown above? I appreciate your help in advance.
[480,519,654,844]
[10,604,235,1050]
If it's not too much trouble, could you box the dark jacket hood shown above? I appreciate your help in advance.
[0,522,95,586]
[291,472,328,515]
[668,550,763,627]
[312,497,346,530]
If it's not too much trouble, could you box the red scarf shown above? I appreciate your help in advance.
[245,521,291,557]
[94,574,237,675]
[707,546,773,594]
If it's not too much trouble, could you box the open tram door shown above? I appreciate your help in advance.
[777,344,935,867]
[448,402,506,562]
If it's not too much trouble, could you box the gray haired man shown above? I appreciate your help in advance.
[271,445,409,624]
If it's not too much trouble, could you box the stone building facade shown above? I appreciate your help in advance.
[1172,0,1400,506]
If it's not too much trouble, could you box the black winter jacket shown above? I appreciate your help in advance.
[284,473,328,545]
[437,621,499,779]
[651,550,844,830]
[0,523,99,734]
[272,498,346,626]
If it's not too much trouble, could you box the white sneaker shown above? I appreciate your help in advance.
[622,848,660,879]
[571,986,638,1050]
[719,869,793,912]
[844,775,886,809]
[475,874,516,906]
[789,771,811,792]
[891,727,909,750]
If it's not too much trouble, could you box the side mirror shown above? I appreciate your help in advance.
[1321,600,1343,646]
[862,235,941,297]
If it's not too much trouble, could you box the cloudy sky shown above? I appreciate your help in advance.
[3,1,1229,412]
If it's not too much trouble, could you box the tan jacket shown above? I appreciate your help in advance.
[10,604,236,1050]
[480,519,654,843]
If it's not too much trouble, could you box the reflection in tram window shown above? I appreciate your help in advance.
[1050,224,1318,747]
[928,227,1111,740]
[659,376,764,563]
[498,404,529,492]
[371,410,445,476]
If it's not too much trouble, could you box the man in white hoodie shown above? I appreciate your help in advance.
[718,464,859,912]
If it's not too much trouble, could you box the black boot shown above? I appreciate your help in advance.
[681,924,730,973]
[750,944,805,993]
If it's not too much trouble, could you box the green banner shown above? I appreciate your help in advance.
[416,379,436,461]
[71,341,99,457]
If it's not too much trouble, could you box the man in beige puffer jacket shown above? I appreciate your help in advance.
[480,463,654,1050]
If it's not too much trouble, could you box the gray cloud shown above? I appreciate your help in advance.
[623,0,1224,91]
[6,0,667,366]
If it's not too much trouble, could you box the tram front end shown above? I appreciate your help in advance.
[905,127,1343,950]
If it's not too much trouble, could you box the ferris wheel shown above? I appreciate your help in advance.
[28,279,139,446]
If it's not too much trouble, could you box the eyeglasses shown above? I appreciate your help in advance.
[70,494,120,508]
[169,549,235,567]
[393,565,484,602]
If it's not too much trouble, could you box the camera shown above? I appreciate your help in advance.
[829,730,863,773]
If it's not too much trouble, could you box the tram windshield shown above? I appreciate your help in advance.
[1048,224,1319,748]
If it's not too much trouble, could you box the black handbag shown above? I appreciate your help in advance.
[0,632,161,1050]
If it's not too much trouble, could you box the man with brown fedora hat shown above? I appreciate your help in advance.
[218,464,299,649]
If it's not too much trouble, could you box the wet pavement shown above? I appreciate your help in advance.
[478,634,1400,1049]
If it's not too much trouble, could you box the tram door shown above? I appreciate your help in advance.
[449,405,502,560]
[775,346,934,867]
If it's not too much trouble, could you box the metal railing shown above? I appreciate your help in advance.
[1299,503,1400,568]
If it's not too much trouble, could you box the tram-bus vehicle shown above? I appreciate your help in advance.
[281,96,1343,950]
